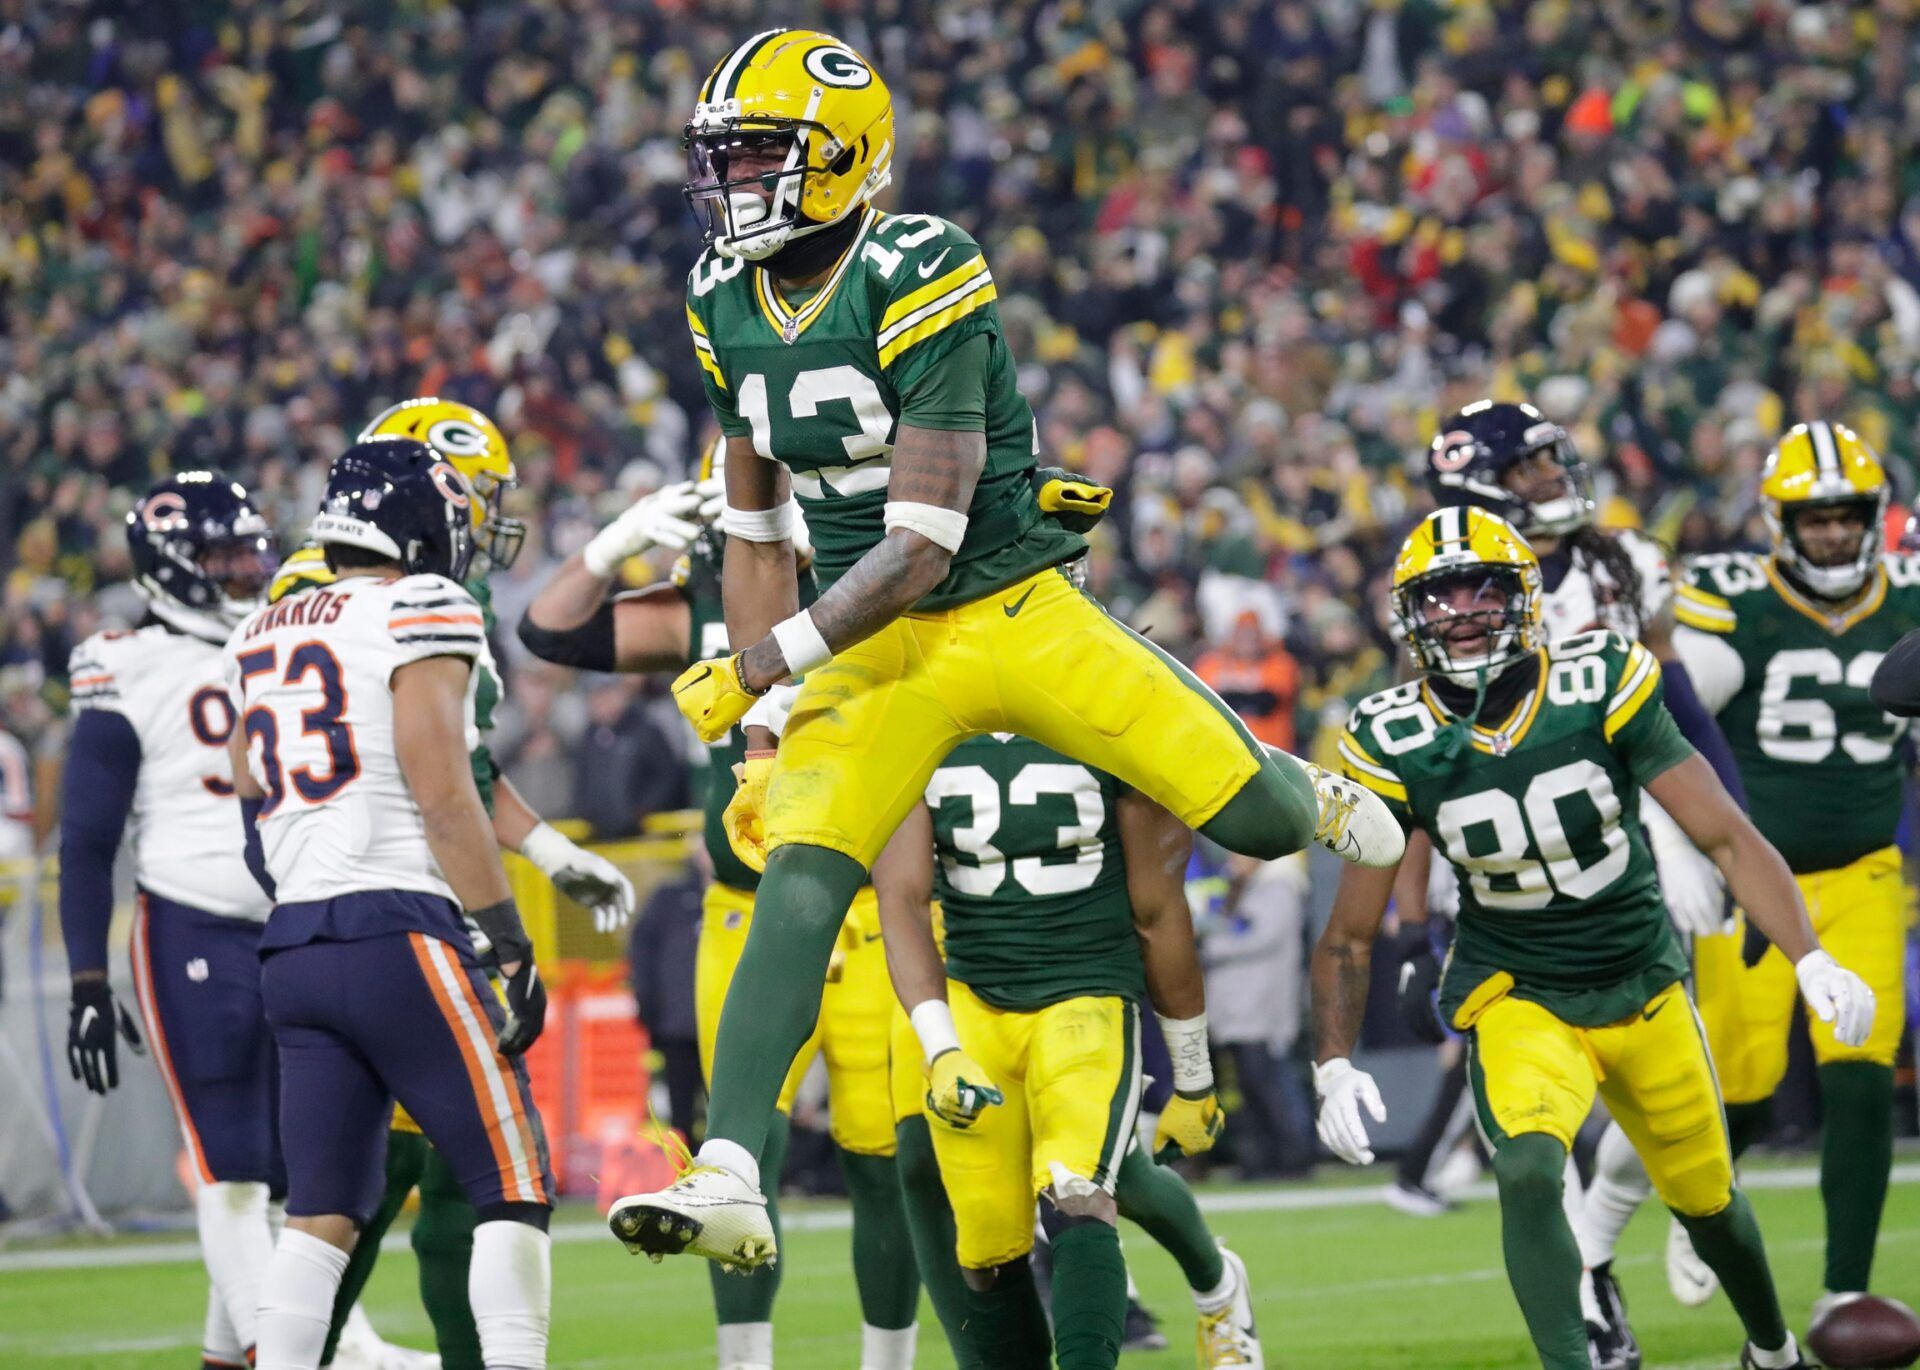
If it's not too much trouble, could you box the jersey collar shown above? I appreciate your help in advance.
[1763,556,1886,635]
[753,207,878,344]
[1420,650,1548,756]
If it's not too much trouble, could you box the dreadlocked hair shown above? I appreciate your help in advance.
[1567,525,1648,636]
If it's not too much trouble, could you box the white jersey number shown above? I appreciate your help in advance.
[1434,759,1630,911]
[1756,648,1900,764]
[926,762,1104,898]
[235,642,362,813]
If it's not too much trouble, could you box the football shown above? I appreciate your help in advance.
[1807,1293,1920,1369]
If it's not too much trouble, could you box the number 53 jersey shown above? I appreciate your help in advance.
[224,574,484,907]
[1337,632,1696,1028]
[1674,551,1920,875]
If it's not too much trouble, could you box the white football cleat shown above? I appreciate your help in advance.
[333,1305,441,1370]
[1302,762,1406,868]
[608,1164,777,1270]
[1666,1218,1719,1307]
[1196,1242,1263,1368]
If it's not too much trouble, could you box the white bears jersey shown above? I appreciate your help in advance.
[68,626,271,919]
[224,573,484,906]
[1540,527,1671,642]
[0,727,33,864]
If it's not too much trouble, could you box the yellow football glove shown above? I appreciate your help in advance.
[721,752,774,874]
[925,1048,1004,1130]
[1034,468,1114,532]
[671,653,761,744]
[1153,1089,1225,1161]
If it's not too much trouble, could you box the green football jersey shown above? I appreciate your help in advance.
[927,733,1146,1012]
[465,573,502,814]
[674,530,820,892]
[1674,551,1920,874]
[685,208,1084,609]
[1337,632,1696,1027]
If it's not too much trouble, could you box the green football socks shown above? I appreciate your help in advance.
[1490,1133,1589,1370]
[894,1117,969,1347]
[321,1129,426,1365]
[1113,1144,1224,1294]
[412,1144,481,1370]
[1048,1220,1128,1370]
[1818,1060,1894,1292]
[1196,746,1317,860]
[957,1257,1052,1370]
[704,845,867,1157]
[1725,1099,1772,1161]
[841,1149,921,1329]
[711,1112,792,1325]
[1674,1190,1788,1352]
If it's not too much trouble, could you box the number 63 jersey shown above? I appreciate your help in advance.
[223,573,484,906]
[1337,632,1696,1027]
[1673,551,1920,876]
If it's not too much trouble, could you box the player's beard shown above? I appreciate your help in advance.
[759,208,865,282]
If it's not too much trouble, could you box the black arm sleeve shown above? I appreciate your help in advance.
[516,599,617,672]
[59,709,142,976]
[1871,628,1920,717]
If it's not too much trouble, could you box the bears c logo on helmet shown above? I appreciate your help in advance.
[1431,431,1476,473]
[429,461,472,509]
[142,491,190,531]
[804,45,873,88]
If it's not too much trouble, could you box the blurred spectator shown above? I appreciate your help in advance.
[1201,852,1315,1178]
[631,857,705,1141]
[573,679,687,840]
[1194,608,1302,750]
[0,721,31,864]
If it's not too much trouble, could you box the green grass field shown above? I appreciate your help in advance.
[3,1162,1915,1368]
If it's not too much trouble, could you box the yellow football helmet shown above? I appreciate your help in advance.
[686,29,893,261]
[1391,506,1544,683]
[268,542,334,603]
[1760,420,1888,599]
[359,399,525,568]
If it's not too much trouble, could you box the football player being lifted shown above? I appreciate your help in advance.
[227,439,554,1370]
[272,401,632,1370]
[1311,508,1875,1370]
[60,474,280,1369]
[1422,401,1748,1367]
[871,722,1261,1369]
[519,448,922,1370]
[611,26,1403,1271]
[1582,422,1918,1324]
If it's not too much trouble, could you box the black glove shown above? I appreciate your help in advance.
[1392,927,1448,1044]
[68,978,144,1094]
[492,938,547,1057]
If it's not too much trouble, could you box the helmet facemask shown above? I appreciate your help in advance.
[1771,494,1884,599]
[464,468,525,570]
[1395,564,1538,685]
[687,106,842,262]
[132,497,277,641]
[1497,425,1594,538]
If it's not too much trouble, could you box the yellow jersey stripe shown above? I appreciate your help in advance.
[1338,755,1408,803]
[877,280,998,369]
[1336,734,1400,786]
[685,305,709,339]
[878,255,991,336]
[1605,652,1661,740]
[693,346,728,392]
[1675,582,1731,614]
[1674,599,1735,634]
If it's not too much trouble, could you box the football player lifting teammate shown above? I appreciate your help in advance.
[610,25,1403,1273]
[1311,507,1875,1370]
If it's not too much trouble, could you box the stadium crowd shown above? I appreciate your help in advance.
[3,0,1919,852]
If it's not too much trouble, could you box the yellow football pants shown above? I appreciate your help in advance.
[697,882,895,1156]
[927,982,1141,1269]
[1695,845,1909,1104]
[1466,981,1733,1217]
[767,565,1262,869]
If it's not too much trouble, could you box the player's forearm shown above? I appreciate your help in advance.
[724,536,801,740]
[527,551,614,630]
[1715,825,1817,962]
[491,774,540,852]
[1311,863,1396,1061]
[419,788,515,912]
[740,530,949,691]
[1137,902,1207,1021]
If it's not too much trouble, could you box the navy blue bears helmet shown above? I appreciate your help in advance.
[310,437,477,582]
[127,471,277,641]
[1425,400,1594,539]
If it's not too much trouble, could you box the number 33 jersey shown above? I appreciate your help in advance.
[1673,551,1920,875]
[1337,632,1696,1026]
[68,626,271,920]
[223,573,483,905]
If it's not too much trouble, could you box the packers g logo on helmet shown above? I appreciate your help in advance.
[1760,420,1888,601]
[685,29,894,261]
[360,398,526,569]
[1391,506,1545,684]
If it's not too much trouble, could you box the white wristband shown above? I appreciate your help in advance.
[1156,1013,1214,1093]
[771,609,832,675]
[884,500,969,553]
[582,528,632,579]
[722,501,797,543]
[518,821,575,879]
[909,999,962,1067]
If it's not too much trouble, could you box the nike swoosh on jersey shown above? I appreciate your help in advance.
[1003,585,1037,617]
[917,247,953,278]
[1642,999,1668,1021]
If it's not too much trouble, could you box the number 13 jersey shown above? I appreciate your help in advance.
[223,573,484,906]
[1673,550,1920,875]
[1337,632,1696,1026]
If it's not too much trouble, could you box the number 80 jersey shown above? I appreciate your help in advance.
[1673,551,1920,875]
[1337,633,1696,1027]
[223,573,484,906]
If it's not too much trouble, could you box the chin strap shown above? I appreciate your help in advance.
[1440,666,1491,761]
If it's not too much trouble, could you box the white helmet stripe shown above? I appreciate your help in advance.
[1437,505,1464,546]
[1809,420,1841,482]
[711,28,784,104]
